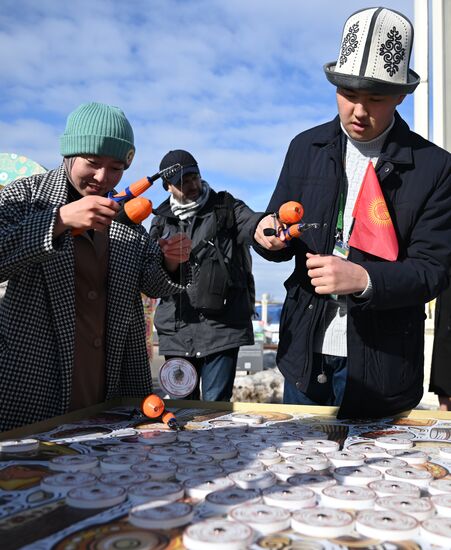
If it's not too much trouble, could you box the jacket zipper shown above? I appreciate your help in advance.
[303,140,344,381]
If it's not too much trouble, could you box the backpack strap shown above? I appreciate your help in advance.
[191,191,235,258]
[148,214,166,239]
[215,191,235,231]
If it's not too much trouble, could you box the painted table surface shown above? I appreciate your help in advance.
[1,399,451,550]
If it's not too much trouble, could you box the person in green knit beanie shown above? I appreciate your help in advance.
[0,101,192,431]
[60,102,136,168]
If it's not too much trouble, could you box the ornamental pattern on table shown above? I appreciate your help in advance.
[3,408,451,549]
[339,22,360,67]
[379,26,406,77]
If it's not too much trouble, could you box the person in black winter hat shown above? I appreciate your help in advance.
[149,149,263,402]
[253,7,451,419]
[160,150,200,190]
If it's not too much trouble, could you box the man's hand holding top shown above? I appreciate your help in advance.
[54,196,120,237]
[254,214,287,251]
[159,233,192,273]
[306,252,368,295]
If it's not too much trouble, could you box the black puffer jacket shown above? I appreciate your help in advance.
[254,113,451,419]
[149,185,262,358]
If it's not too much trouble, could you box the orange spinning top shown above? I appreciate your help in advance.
[141,393,181,430]
[279,201,304,224]
[122,197,152,224]
[141,394,165,418]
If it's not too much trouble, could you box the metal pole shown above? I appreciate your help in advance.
[261,293,269,326]
[432,0,445,148]
[413,0,430,139]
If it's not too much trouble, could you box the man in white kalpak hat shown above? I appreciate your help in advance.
[254,7,451,419]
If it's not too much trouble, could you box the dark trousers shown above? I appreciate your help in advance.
[165,347,239,401]
[283,353,347,406]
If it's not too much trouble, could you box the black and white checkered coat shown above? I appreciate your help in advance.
[0,165,189,431]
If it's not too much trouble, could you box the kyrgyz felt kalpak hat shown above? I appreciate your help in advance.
[324,7,420,94]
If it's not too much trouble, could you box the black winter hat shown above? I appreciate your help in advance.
[159,149,200,189]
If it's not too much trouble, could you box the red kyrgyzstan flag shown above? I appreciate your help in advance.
[348,161,399,261]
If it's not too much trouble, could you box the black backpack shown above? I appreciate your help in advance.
[190,192,235,314]
[152,192,253,315]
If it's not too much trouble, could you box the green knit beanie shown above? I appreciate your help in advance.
[60,102,135,169]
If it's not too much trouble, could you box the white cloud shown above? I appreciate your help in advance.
[0,0,414,299]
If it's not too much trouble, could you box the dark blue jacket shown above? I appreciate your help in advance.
[254,113,451,419]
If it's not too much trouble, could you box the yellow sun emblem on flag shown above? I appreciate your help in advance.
[368,197,392,226]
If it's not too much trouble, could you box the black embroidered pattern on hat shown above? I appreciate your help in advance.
[339,22,360,67]
[379,27,405,77]
[324,7,420,94]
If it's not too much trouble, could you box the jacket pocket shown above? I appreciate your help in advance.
[374,310,424,397]
[154,298,179,334]
[279,285,299,328]
[278,284,309,346]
